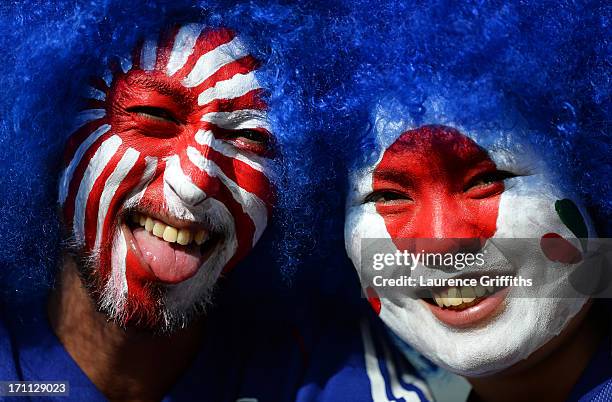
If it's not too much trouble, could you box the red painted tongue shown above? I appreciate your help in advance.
[132,227,203,283]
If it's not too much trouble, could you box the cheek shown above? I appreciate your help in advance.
[496,187,572,237]
[495,186,586,265]
[374,204,416,238]
[345,207,391,264]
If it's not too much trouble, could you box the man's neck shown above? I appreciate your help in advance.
[467,302,606,402]
[47,255,205,401]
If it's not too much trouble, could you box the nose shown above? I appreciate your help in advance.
[411,196,486,254]
[165,155,219,207]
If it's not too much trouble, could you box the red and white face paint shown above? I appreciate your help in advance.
[59,24,275,330]
[345,123,595,376]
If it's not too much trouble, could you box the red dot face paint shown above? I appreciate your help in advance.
[372,125,502,250]
[59,24,276,329]
[365,286,382,315]
[540,233,583,264]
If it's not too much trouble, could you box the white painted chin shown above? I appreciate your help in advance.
[383,295,586,377]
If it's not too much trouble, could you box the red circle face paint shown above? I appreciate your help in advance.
[372,125,502,252]
[58,24,275,327]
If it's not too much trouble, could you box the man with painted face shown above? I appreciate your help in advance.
[337,1,610,401]
[57,23,273,333]
[0,2,331,400]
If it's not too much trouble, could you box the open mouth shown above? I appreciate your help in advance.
[122,211,221,284]
[422,285,509,327]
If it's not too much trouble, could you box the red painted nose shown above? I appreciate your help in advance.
[409,191,490,254]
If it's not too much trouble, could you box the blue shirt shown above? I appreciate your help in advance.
[0,298,304,402]
[568,335,612,402]
[0,298,430,402]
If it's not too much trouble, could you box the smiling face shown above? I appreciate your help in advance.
[345,124,594,376]
[58,24,275,331]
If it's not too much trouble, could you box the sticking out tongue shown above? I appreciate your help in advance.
[132,227,204,283]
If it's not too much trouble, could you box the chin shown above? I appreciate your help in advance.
[389,296,588,378]
[77,198,238,333]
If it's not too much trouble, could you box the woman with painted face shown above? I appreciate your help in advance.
[329,0,610,401]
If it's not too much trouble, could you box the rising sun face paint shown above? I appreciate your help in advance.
[59,24,275,331]
[345,120,596,377]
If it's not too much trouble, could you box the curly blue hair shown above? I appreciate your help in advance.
[1,0,609,311]
[318,0,610,226]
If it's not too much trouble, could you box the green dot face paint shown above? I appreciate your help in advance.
[555,198,589,252]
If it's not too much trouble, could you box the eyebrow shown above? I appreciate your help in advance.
[128,75,194,108]
[373,168,414,186]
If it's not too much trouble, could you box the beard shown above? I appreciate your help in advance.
[62,219,221,335]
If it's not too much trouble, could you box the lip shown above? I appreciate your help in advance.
[121,220,157,282]
[423,287,510,328]
[130,208,210,232]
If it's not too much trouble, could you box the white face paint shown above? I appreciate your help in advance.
[345,102,595,376]
[59,24,276,331]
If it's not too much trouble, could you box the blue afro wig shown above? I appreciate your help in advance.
[314,0,610,234]
[282,0,611,308]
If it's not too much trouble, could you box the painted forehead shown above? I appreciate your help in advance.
[372,125,497,191]
[88,24,268,135]
[360,98,540,173]
[380,125,490,165]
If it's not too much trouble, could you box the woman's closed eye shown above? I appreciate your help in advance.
[364,190,412,204]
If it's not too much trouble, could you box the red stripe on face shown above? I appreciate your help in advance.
[172,28,236,81]
[124,248,159,324]
[373,125,502,253]
[139,159,167,216]
[177,151,221,198]
[196,143,274,206]
[61,118,107,166]
[63,131,115,228]
[83,146,126,249]
[180,156,257,271]
[96,158,147,281]
[214,181,258,273]
[200,89,267,115]
[191,55,260,96]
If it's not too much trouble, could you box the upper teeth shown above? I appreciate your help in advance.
[131,213,209,246]
[432,285,495,308]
